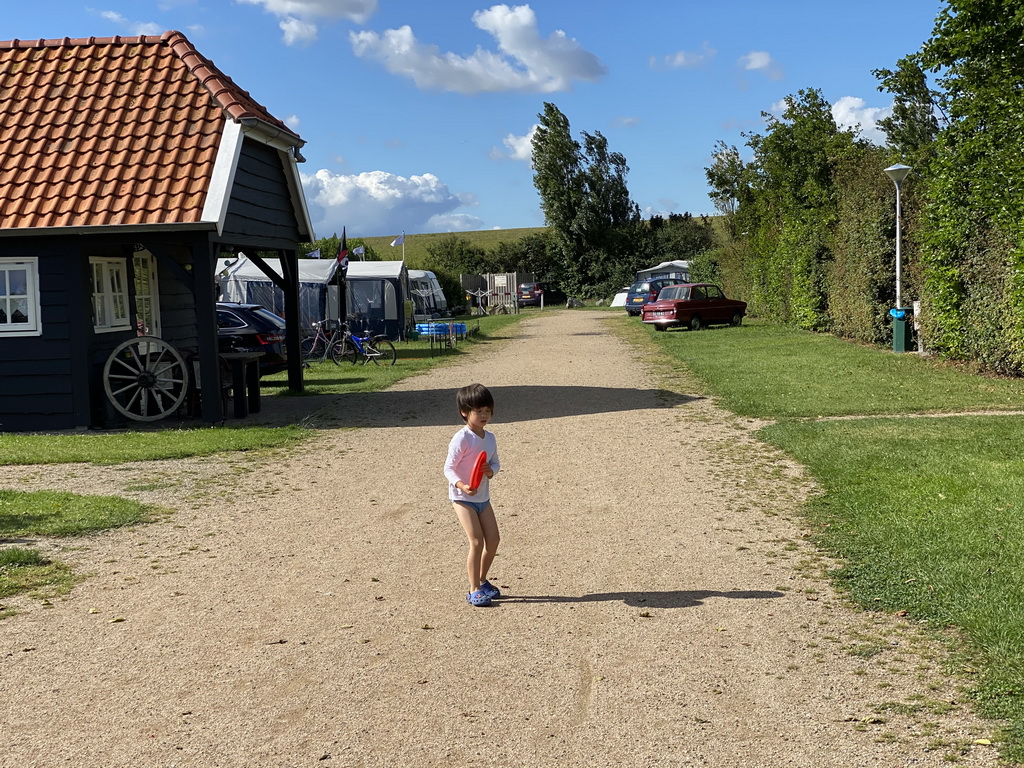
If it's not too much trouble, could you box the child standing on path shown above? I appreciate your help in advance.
[444,383,501,607]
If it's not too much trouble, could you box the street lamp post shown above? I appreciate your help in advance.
[884,163,912,308]
[884,163,913,353]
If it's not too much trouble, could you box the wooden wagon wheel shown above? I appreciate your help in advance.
[103,337,190,422]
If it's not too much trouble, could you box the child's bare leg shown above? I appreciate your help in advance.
[478,505,500,583]
[453,503,485,591]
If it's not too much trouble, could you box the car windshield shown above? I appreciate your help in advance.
[628,281,650,293]
[520,283,538,291]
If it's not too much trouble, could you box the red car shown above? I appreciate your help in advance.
[640,283,746,331]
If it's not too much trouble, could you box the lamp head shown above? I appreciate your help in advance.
[884,163,913,186]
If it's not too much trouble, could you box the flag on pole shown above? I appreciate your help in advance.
[337,228,349,270]
[308,248,321,259]
[390,233,405,247]
[352,245,365,259]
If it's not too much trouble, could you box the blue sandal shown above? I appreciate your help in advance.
[479,580,502,600]
[466,588,492,607]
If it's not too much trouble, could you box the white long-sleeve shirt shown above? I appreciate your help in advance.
[444,426,500,503]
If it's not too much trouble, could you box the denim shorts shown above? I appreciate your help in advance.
[455,500,490,515]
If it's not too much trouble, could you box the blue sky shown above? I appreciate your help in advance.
[5,0,943,241]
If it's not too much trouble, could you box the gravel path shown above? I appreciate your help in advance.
[0,310,1003,767]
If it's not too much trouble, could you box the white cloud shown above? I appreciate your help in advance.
[237,0,378,45]
[97,10,163,36]
[284,114,301,131]
[280,17,318,45]
[301,168,477,237]
[651,41,716,70]
[832,96,891,145]
[494,125,538,162]
[613,116,640,128]
[350,4,606,94]
[738,50,783,81]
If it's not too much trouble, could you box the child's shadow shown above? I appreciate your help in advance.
[506,589,785,608]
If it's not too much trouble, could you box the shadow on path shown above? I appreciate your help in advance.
[503,589,785,609]
[271,385,698,429]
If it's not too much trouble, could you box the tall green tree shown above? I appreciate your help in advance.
[873,55,945,169]
[739,88,861,328]
[532,103,646,297]
[704,141,750,238]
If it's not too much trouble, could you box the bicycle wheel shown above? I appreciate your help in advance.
[300,337,321,361]
[367,339,396,366]
[331,339,359,365]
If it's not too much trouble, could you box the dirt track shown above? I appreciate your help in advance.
[0,310,1003,767]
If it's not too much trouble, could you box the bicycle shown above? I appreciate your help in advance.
[332,323,397,366]
[300,319,343,364]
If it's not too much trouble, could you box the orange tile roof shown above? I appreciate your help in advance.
[0,30,302,232]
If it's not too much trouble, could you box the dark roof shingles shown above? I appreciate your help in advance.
[0,31,299,231]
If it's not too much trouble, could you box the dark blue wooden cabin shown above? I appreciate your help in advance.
[0,31,314,431]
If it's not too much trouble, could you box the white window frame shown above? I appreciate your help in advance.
[133,251,161,337]
[90,257,132,333]
[0,257,42,337]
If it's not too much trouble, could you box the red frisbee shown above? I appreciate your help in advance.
[469,451,488,491]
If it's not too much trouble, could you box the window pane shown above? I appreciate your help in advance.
[12,298,28,323]
[113,295,127,320]
[0,302,7,323]
[0,272,7,297]
[134,256,151,294]
[9,269,27,296]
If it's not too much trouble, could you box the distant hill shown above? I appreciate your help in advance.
[359,227,547,268]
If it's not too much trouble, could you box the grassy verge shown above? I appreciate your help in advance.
[0,489,153,537]
[640,319,1024,418]
[621,316,1024,758]
[0,424,310,466]
[0,547,75,603]
[0,490,153,605]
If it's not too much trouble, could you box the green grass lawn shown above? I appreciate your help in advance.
[0,489,154,606]
[763,416,1024,746]
[621,315,1024,758]
[360,228,546,269]
[642,319,1024,418]
[0,425,310,466]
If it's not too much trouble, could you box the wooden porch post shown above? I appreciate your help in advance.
[195,241,224,422]
[279,248,304,392]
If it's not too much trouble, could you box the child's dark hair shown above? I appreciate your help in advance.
[456,383,494,421]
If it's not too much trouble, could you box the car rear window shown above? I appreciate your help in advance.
[252,308,286,328]
[658,286,690,301]
[629,281,650,292]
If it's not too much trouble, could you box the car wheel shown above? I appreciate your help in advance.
[654,324,666,332]
[730,312,743,327]
[689,315,703,331]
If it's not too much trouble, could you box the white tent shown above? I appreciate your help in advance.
[408,269,447,321]
[216,254,340,331]
[636,260,690,281]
